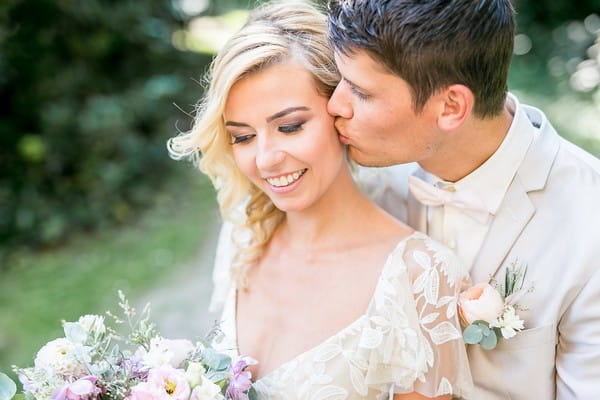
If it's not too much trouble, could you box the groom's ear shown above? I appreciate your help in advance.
[435,84,474,132]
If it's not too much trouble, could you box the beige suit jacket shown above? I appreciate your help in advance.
[361,99,600,399]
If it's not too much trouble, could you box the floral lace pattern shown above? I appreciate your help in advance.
[215,232,472,399]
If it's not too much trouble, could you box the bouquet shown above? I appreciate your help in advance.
[0,291,256,400]
[458,262,531,350]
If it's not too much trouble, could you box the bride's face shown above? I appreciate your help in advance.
[224,62,346,212]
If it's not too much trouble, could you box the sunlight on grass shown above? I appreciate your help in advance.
[0,170,218,373]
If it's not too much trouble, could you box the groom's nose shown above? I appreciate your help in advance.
[327,84,353,119]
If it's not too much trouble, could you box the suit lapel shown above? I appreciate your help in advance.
[470,180,534,283]
[470,101,561,283]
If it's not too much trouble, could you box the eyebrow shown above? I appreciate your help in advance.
[225,106,310,128]
[224,121,250,127]
[266,106,310,123]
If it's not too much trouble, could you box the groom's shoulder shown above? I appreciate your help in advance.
[556,135,600,177]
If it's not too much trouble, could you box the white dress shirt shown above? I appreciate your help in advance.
[421,95,534,270]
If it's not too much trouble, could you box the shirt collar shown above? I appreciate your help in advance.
[422,93,536,215]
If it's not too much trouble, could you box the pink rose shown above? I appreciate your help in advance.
[458,283,504,325]
[127,366,190,400]
[52,376,101,400]
[127,381,166,400]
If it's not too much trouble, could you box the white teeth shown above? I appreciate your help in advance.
[267,169,305,187]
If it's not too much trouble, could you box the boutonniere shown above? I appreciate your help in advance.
[458,261,532,350]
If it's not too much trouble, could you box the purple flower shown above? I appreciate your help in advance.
[120,351,149,380]
[51,376,101,400]
[226,356,257,400]
[18,373,39,394]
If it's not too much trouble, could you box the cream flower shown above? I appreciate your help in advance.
[142,337,194,369]
[190,379,223,400]
[185,362,206,388]
[492,305,525,339]
[458,283,504,325]
[78,315,106,335]
[34,338,90,377]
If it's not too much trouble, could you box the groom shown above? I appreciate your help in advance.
[326,0,600,399]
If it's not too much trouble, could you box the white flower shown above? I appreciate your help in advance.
[34,338,91,377]
[185,362,206,388]
[142,337,194,369]
[190,378,224,400]
[78,315,106,335]
[492,306,525,339]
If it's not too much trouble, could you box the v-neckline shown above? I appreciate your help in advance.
[231,232,415,382]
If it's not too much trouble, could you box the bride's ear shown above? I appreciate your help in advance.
[435,84,474,132]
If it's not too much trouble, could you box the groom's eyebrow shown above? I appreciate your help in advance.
[266,106,310,122]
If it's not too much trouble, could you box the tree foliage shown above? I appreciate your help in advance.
[0,0,211,253]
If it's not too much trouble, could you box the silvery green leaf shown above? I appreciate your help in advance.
[0,372,17,400]
[110,344,120,357]
[248,387,258,400]
[202,348,231,371]
[64,323,88,344]
[206,371,229,383]
[477,322,491,337]
[513,264,527,293]
[463,325,483,344]
[480,331,498,350]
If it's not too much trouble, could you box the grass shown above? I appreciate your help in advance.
[0,166,219,376]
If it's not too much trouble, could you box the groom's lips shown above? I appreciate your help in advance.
[338,131,350,144]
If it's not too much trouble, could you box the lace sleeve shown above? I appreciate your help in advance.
[400,232,473,399]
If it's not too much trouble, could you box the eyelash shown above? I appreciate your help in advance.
[350,85,369,101]
[230,134,254,145]
[279,122,304,134]
[230,122,305,145]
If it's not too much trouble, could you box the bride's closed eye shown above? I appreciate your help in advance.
[278,122,305,134]
[230,134,255,145]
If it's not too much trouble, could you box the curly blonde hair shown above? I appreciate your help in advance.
[167,1,340,286]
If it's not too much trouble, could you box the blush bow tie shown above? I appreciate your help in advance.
[408,175,490,223]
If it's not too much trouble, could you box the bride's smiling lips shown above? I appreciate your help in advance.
[263,168,308,194]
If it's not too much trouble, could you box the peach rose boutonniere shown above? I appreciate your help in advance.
[458,262,531,350]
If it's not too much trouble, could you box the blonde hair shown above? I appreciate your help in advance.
[168,1,339,286]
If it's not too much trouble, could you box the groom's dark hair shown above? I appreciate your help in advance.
[327,0,515,118]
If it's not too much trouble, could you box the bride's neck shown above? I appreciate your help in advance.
[278,166,374,251]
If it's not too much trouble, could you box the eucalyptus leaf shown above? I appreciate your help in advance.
[110,344,120,358]
[64,322,88,344]
[0,372,17,400]
[463,325,483,344]
[247,387,258,400]
[480,331,499,350]
[202,348,231,371]
[206,371,229,383]
[478,323,491,337]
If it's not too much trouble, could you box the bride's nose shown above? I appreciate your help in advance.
[255,136,285,170]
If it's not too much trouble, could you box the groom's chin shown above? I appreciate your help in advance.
[347,147,398,168]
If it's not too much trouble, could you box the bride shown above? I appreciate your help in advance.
[169,2,472,399]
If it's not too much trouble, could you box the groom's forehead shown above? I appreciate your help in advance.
[334,49,397,80]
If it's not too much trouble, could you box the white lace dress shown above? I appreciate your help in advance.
[213,232,473,399]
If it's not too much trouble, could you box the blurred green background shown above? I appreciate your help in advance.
[0,0,599,379]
